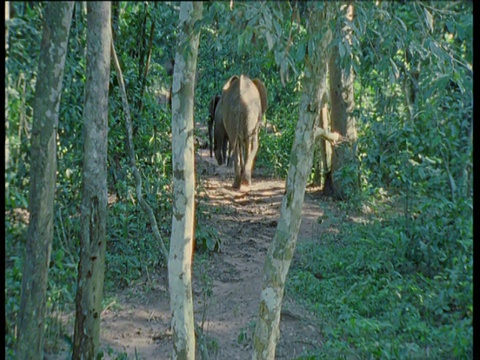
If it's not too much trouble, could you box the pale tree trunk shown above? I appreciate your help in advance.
[16,3,74,359]
[168,2,203,359]
[72,2,111,359]
[324,3,358,199]
[252,3,333,359]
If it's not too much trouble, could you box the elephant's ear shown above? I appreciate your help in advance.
[253,78,268,115]
[222,75,240,93]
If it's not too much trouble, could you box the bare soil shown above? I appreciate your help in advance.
[49,147,332,360]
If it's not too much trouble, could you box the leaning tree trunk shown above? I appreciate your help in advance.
[168,2,203,359]
[72,2,111,359]
[324,3,358,199]
[252,3,333,359]
[15,3,74,359]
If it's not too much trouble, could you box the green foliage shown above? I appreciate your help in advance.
[5,1,472,357]
[355,1,472,200]
[256,111,296,178]
[98,346,131,360]
[197,1,302,160]
[237,320,257,346]
[5,2,176,354]
[4,217,25,353]
[195,223,223,253]
[288,202,472,359]
[194,195,223,253]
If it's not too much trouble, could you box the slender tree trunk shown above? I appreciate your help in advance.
[72,3,111,359]
[15,3,74,359]
[137,3,148,84]
[312,103,331,187]
[168,2,203,359]
[252,3,332,359]
[111,1,120,41]
[324,3,357,199]
[138,14,156,114]
[111,37,169,262]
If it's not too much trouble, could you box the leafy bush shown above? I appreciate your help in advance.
[287,200,472,359]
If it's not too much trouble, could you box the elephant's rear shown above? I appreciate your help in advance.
[239,75,263,135]
[217,74,267,189]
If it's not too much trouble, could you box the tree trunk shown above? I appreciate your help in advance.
[324,3,357,199]
[15,3,74,359]
[252,3,332,359]
[312,103,331,187]
[168,2,203,359]
[72,3,111,359]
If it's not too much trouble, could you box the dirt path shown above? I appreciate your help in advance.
[51,148,328,359]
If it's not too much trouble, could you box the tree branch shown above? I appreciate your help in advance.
[314,127,346,145]
[138,14,156,114]
[110,37,169,263]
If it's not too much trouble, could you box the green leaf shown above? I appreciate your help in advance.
[395,16,407,32]
[424,8,434,32]
[338,42,345,59]
[265,32,274,51]
[389,58,399,80]
[295,41,306,63]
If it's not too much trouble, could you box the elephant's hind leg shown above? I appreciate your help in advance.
[243,131,259,186]
[232,143,242,189]
[241,137,252,185]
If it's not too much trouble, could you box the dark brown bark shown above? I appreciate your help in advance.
[312,103,331,187]
[324,3,357,199]
[16,3,74,359]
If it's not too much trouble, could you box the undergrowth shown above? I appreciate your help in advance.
[288,196,473,359]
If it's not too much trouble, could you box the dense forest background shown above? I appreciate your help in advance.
[5,1,472,358]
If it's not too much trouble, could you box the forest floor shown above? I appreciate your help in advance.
[49,146,339,360]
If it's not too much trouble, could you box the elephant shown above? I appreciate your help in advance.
[213,110,231,166]
[214,75,267,189]
[208,94,221,158]
[209,94,232,166]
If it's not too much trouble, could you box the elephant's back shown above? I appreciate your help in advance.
[219,75,263,141]
[239,75,261,105]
